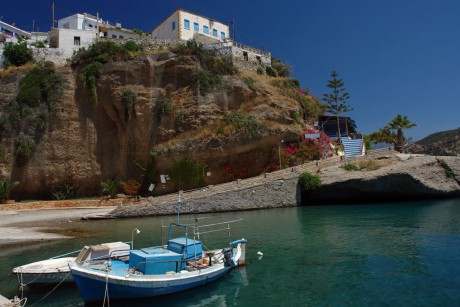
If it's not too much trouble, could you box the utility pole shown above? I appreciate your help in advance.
[51,0,55,29]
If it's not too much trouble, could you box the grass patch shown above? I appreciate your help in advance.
[437,159,454,179]
[342,163,360,171]
[354,157,397,171]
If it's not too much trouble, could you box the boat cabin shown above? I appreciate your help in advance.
[129,237,203,274]
[75,242,130,263]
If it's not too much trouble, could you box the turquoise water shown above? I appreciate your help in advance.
[1,198,460,306]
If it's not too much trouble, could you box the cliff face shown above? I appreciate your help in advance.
[0,52,308,199]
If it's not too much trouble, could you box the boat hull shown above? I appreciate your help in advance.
[12,257,75,286]
[70,263,233,303]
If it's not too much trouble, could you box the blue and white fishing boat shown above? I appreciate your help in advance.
[70,195,247,303]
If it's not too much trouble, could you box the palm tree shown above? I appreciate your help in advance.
[386,114,417,153]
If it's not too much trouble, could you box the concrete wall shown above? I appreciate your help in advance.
[58,13,100,30]
[50,28,97,58]
[178,10,229,42]
[152,11,179,40]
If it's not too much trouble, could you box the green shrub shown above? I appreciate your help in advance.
[35,111,49,131]
[243,77,256,91]
[171,157,207,187]
[224,111,266,137]
[51,180,78,200]
[15,133,36,165]
[171,40,237,76]
[16,61,64,112]
[80,61,103,101]
[342,163,360,171]
[121,89,137,120]
[71,41,129,67]
[271,58,291,77]
[265,66,278,77]
[123,40,141,52]
[31,40,46,48]
[0,116,6,130]
[256,67,264,75]
[192,69,221,94]
[154,96,173,116]
[438,159,454,179]
[298,172,321,191]
[3,40,33,67]
[0,178,20,204]
[101,179,119,198]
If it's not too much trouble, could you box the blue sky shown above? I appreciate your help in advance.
[2,0,459,140]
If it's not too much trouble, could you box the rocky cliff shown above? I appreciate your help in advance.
[0,49,320,199]
[407,128,459,156]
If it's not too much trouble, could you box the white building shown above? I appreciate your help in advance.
[152,9,229,43]
[50,13,141,59]
[57,13,139,40]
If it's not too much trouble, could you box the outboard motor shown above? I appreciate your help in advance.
[223,248,234,267]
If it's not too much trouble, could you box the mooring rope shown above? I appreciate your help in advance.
[102,263,111,307]
[29,272,70,306]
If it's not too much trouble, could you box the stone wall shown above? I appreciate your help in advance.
[32,48,68,66]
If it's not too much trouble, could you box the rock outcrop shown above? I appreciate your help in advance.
[109,152,460,218]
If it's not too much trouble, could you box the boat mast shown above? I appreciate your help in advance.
[177,191,181,224]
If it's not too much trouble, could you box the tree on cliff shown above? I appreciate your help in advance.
[368,114,417,152]
[322,70,352,142]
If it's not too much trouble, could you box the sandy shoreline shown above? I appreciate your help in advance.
[0,207,115,247]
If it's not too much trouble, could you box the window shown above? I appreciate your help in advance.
[212,29,217,37]
[184,19,190,30]
[172,21,176,30]
[119,35,124,39]
[203,25,209,34]
[73,36,81,46]
[243,51,248,61]
[194,22,199,31]
[221,32,225,40]
[112,34,117,38]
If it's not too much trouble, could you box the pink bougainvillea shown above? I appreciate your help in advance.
[269,128,336,170]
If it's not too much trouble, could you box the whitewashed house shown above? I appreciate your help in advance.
[151,9,271,72]
[151,9,229,43]
[49,13,140,59]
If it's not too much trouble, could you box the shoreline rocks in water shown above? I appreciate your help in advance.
[109,152,460,218]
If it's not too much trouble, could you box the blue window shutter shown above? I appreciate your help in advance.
[172,21,176,30]
[221,32,225,40]
[194,22,199,31]
[203,25,209,34]
[212,29,217,37]
[184,19,190,30]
